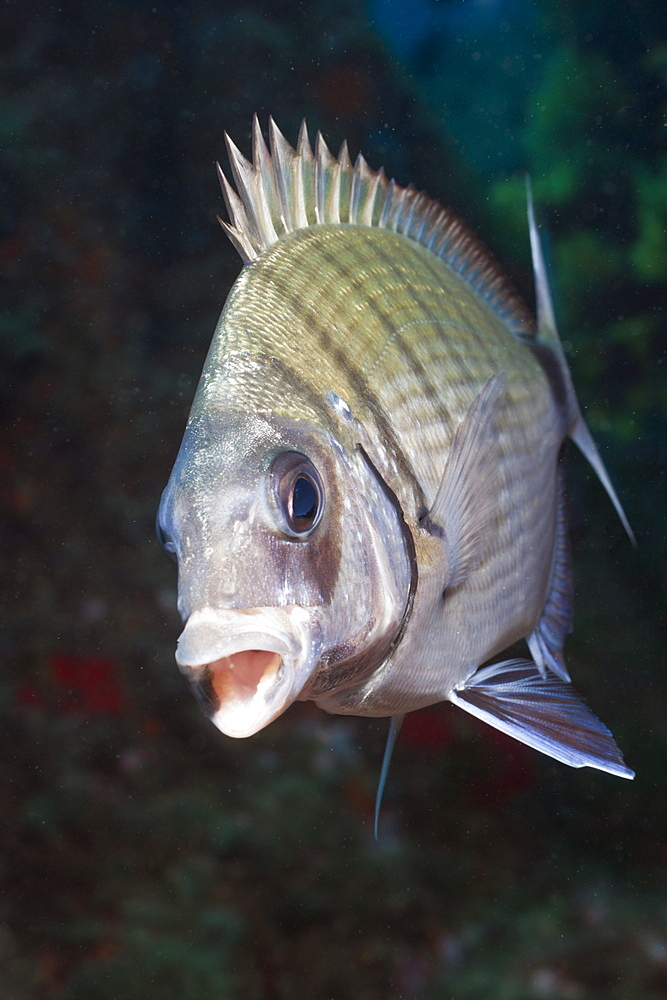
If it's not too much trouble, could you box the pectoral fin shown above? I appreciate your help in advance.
[450,658,634,778]
[431,373,507,590]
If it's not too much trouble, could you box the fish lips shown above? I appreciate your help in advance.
[175,609,304,738]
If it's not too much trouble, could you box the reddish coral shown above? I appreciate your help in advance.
[18,654,129,715]
[50,654,128,714]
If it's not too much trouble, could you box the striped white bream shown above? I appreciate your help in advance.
[157,118,634,815]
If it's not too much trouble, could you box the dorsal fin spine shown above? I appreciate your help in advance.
[422,205,441,250]
[217,215,254,261]
[251,115,280,246]
[349,154,363,224]
[296,120,315,227]
[379,179,398,230]
[268,116,297,233]
[220,118,534,335]
[314,132,336,224]
[216,163,257,261]
[371,168,388,227]
[352,153,380,227]
[225,134,270,251]
[414,193,432,240]
[338,141,353,224]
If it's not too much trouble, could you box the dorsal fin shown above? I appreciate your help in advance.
[217,116,535,337]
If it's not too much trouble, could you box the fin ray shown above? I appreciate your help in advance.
[527,456,573,681]
[314,132,340,224]
[570,418,635,545]
[296,120,316,225]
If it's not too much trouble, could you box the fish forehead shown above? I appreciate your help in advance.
[165,404,344,519]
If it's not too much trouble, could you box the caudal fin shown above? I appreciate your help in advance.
[569,416,635,545]
[527,182,634,544]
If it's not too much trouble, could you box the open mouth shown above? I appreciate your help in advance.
[174,610,303,738]
[195,649,284,718]
[184,644,290,737]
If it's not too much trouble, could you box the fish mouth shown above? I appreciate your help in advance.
[175,610,302,738]
[194,649,284,725]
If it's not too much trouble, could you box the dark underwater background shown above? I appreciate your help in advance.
[2,1,666,997]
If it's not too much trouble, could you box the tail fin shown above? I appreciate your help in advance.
[569,418,635,545]
[526,181,635,545]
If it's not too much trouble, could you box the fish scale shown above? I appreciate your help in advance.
[157,118,633,791]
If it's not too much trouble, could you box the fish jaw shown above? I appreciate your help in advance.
[175,606,318,738]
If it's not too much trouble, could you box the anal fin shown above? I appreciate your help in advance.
[450,658,634,778]
[570,416,635,545]
[527,457,573,682]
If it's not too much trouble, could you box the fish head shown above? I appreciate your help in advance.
[157,398,412,738]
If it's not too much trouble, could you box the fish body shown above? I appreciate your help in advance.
[158,118,633,779]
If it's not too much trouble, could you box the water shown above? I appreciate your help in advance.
[2,1,665,996]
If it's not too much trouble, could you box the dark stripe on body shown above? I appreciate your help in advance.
[372,241,461,436]
[357,444,418,649]
[256,352,335,425]
[314,239,455,502]
[266,255,426,511]
[416,236,536,344]
[307,243,426,499]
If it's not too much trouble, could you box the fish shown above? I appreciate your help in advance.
[156,116,634,807]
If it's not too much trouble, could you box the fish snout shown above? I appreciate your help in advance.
[175,608,303,738]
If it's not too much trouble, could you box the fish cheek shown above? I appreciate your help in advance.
[266,441,343,606]
[278,512,342,605]
[303,629,396,699]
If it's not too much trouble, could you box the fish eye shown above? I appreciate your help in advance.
[271,451,324,538]
[155,512,177,562]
